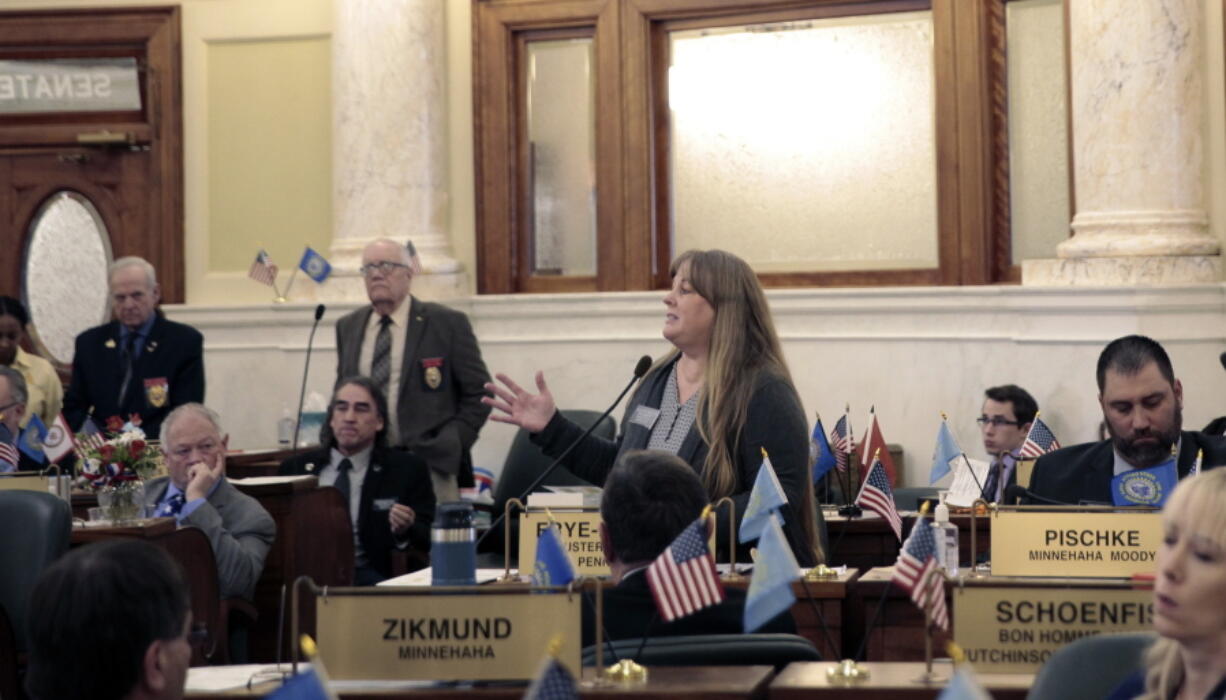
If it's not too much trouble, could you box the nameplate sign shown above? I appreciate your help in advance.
[518,509,608,576]
[0,59,142,114]
[991,509,1161,578]
[315,589,581,681]
[0,472,49,492]
[954,584,1153,673]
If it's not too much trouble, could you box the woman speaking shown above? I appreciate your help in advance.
[484,249,822,566]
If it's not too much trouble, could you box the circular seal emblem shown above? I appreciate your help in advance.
[306,256,325,277]
[1118,470,1163,506]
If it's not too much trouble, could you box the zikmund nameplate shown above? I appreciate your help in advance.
[315,588,581,681]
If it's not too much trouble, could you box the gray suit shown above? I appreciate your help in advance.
[144,477,276,600]
[335,297,491,490]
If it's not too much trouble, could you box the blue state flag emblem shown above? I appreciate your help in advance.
[298,246,333,283]
[1112,460,1176,507]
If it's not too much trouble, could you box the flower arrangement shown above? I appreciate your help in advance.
[77,414,164,490]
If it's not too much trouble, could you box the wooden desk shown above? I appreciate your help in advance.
[724,569,858,659]
[186,665,775,699]
[226,448,297,479]
[71,516,177,543]
[770,661,1030,699]
[842,567,953,662]
[825,513,990,570]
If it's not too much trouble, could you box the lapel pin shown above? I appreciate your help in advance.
[373,464,382,473]
[305,462,315,472]
[105,339,116,349]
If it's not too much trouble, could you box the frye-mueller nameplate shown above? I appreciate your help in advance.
[0,472,50,492]
[315,588,581,681]
[518,509,608,576]
[991,509,1161,578]
[954,584,1153,673]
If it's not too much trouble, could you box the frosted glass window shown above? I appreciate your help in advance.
[1007,0,1070,263]
[526,38,596,276]
[669,12,938,272]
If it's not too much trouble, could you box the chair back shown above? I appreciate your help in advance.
[893,486,940,511]
[147,526,224,664]
[581,633,820,668]
[1026,632,1155,700]
[0,490,71,652]
[490,409,615,517]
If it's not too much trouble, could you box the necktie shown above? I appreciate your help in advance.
[117,333,139,406]
[334,458,353,513]
[157,492,186,518]
[370,316,392,395]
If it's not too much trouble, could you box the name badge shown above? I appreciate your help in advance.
[629,405,659,430]
[374,498,396,511]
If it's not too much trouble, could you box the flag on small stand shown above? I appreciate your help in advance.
[739,449,788,543]
[646,514,725,622]
[856,458,903,541]
[929,418,962,485]
[0,423,18,472]
[810,413,837,484]
[937,667,992,700]
[744,513,799,632]
[248,249,279,286]
[1018,416,1061,459]
[830,411,854,473]
[265,635,339,700]
[892,517,949,630]
[532,522,576,587]
[76,416,106,453]
[858,407,898,486]
[523,653,578,700]
[405,240,424,276]
[18,414,48,463]
[298,247,333,283]
[42,413,76,464]
[1191,448,1203,477]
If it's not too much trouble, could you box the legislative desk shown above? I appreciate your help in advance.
[723,568,858,660]
[186,665,776,699]
[825,511,990,570]
[769,661,1031,699]
[843,567,954,662]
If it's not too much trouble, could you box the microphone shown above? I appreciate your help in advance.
[1003,484,1075,506]
[291,304,326,454]
[476,355,652,547]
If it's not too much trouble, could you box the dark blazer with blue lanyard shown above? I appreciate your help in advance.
[63,315,205,438]
[1028,431,1226,505]
[530,357,820,567]
[279,446,436,579]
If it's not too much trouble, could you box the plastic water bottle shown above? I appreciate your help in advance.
[277,404,294,447]
[932,493,960,577]
[431,502,476,586]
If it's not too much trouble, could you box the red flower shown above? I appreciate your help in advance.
[106,415,124,433]
[130,439,146,456]
[99,444,116,461]
[128,413,142,427]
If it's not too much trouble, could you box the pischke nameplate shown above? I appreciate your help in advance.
[315,588,581,681]
[519,509,608,576]
[954,584,1153,673]
[990,509,1161,578]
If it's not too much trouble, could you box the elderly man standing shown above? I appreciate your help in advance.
[335,238,491,502]
[63,256,204,438]
[144,403,274,601]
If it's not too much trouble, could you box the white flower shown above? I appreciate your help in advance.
[116,428,146,444]
[85,458,102,475]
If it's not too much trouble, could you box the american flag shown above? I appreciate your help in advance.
[405,240,424,276]
[75,416,106,454]
[646,516,725,622]
[892,517,949,630]
[248,249,278,286]
[1019,417,1061,458]
[830,413,854,472]
[856,459,902,541]
[524,657,577,700]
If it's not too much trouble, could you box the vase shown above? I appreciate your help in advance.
[98,480,146,524]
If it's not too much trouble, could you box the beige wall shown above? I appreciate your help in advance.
[5,0,1226,299]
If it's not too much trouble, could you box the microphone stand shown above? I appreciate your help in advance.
[291,305,325,454]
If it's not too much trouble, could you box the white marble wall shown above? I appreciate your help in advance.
[167,285,1226,486]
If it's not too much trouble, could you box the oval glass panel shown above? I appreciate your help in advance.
[22,191,113,365]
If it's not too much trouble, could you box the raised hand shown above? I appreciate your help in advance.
[482,371,557,433]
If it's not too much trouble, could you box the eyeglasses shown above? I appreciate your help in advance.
[976,416,1021,427]
[0,401,18,413]
[359,261,409,277]
[169,439,221,461]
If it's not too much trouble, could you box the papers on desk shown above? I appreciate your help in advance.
[947,457,990,508]
[227,475,316,486]
[186,663,302,691]
[377,567,509,586]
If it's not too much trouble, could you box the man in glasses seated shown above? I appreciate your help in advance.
[334,238,491,504]
[976,384,1037,502]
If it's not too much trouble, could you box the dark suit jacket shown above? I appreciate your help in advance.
[144,477,275,600]
[63,316,205,438]
[279,446,435,579]
[1028,430,1226,505]
[530,359,821,567]
[335,298,491,486]
[581,570,796,648]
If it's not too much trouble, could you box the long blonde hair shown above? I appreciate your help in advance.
[656,249,821,562]
[1138,468,1226,699]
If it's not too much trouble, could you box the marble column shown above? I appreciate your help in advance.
[311,0,464,302]
[1023,0,1221,285]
